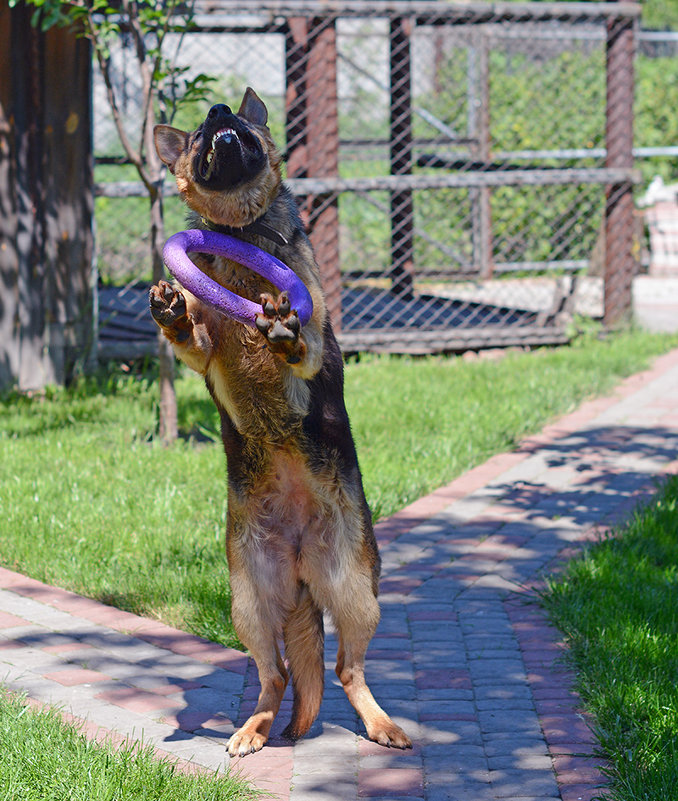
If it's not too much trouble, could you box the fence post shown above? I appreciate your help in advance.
[285,16,342,332]
[389,16,414,300]
[468,28,493,279]
[604,10,637,327]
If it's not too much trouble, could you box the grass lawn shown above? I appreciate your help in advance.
[0,328,677,652]
[0,692,258,800]
[542,474,678,801]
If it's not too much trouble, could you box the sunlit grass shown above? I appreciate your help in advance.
[542,475,678,800]
[0,692,259,801]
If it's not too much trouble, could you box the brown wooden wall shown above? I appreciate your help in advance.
[0,5,94,391]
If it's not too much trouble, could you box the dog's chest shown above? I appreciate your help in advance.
[218,255,275,304]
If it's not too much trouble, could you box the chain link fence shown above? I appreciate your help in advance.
[95,1,662,358]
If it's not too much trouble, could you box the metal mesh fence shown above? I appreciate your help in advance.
[94,1,654,357]
[636,30,678,284]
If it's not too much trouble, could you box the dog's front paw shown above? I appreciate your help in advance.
[255,291,305,365]
[149,281,191,342]
[150,280,186,326]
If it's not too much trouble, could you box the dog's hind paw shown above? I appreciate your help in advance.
[367,718,412,750]
[227,729,268,757]
[255,291,306,365]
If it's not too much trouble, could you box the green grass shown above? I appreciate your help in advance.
[0,691,258,801]
[541,474,678,801]
[0,369,237,647]
[0,329,677,653]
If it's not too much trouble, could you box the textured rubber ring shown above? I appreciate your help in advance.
[162,229,313,327]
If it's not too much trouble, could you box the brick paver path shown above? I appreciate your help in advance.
[3,348,678,800]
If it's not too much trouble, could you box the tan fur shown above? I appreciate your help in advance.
[150,89,411,755]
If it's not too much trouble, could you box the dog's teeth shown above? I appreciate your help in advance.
[212,128,236,147]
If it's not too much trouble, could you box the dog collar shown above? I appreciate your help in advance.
[200,216,289,248]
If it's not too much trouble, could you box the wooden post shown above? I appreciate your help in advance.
[0,4,94,390]
[389,16,414,300]
[285,16,342,332]
[604,11,636,327]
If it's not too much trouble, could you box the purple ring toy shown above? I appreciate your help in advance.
[162,229,313,328]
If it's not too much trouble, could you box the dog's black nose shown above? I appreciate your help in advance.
[207,104,232,121]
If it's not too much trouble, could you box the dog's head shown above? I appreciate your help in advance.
[154,88,282,228]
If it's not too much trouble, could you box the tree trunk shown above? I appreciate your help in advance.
[148,183,178,444]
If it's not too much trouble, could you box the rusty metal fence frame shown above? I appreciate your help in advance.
[95,1,642,356]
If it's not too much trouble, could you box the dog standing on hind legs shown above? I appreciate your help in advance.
[149,88,411,756]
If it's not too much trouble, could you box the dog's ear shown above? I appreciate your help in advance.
[154,125,188,173]
[238,87,268,127]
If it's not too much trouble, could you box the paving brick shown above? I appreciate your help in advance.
[468,658,528,681]
[414,668,472,691]
[291,722,358,757]
[419,720,483,746]
[489,768,560,798]
[425,774,495,801]
[477,709,542,735]
[366,681,421,699]
[552,754,607,784]
[474,682,534,702]
[162,710,232,733]
[463,635,518,652]
[127,677,204,695]
[483,739,550,759]
[0,633,35,652]
[289,776,356,801]
[412,643,466,662]
[41,641,94,655]
[358,767,424,797]
[95,687,173,714]
[422,743,487,774]
[293,754,358,775]
[558,784,610,801]
[42,667,111,686]
[159,737,230,773]
[0,625,53,647]
[359,751,422,771]
[417,689,475,704]
[540,714,595,745]
[408,607,458,622]
[487,753,554,771]
[0,611,30,628]
[418,699,476,720]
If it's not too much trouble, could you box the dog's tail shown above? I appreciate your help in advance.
[282,584,325,740]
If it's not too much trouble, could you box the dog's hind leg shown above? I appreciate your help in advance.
[228,636,288,757]
[332,572,412,749]
[281,584,325,740]
[227,564,291,756]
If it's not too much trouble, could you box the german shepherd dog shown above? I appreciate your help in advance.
[150,89,411,756]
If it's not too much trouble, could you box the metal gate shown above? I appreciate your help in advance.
[95,1,641,357]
